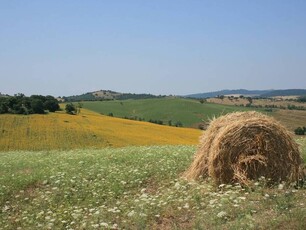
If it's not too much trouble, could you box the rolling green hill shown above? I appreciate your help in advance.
[80,98,306,131]
[81,98,258,128]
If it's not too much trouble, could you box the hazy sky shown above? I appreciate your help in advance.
[1,0,306,96]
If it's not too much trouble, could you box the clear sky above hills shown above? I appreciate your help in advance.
[1,0,306,96]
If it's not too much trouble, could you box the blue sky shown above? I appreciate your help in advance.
[1,0,306,96]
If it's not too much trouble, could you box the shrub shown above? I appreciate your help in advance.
[294,127,305,135]
[175,121,183,127]
[65,103,77,115]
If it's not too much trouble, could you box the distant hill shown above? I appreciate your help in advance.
[186,89,306,98]
[63,90,166,102]
[186,89,272,98]
[260,89,306,97]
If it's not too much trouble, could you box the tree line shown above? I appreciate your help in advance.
[0,94,60,115]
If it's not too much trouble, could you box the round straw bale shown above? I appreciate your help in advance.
[184,111,304,186]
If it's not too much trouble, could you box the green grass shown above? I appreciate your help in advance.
[1,143,305,229]
[81,98,258,128]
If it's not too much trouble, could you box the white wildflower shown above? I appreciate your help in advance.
[127,210,135,217]
[100,222,109,227]
[217,211,227,218]
[140,193,148,199]
[278,183,284,190]
[174,182,180,189]
[111,224,118,229]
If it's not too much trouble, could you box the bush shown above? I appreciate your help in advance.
[297,96,306,103]
[294,127,305,135]
[65,103,77,115]
[198,123,206,130]
[175,121,183,127]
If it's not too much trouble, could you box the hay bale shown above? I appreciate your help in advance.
[184,111,304,186]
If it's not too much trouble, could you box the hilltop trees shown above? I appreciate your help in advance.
[0,94,60,115]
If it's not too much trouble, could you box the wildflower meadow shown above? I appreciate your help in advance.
[1,144,305,229]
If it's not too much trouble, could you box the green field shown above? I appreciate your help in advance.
[1,141,305,229]
[81,98,257,128]
[81,98,306,131]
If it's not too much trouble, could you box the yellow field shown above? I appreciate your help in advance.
[0,109,201,151]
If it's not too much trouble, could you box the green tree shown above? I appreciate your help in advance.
[0,97,9,114]
[294,127,305,135]
[31,99,45,114]
[175,121,183,127]
[297,96,306,103]
[199,99,206,104]
[65,103,77,115]
[43,96,60,112]
[247,97,253,104]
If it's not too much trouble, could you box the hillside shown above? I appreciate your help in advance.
[186,89,272,98]
[81,98,256,128]
[261,89,306,97]
[187,89,306,98]
[0,109,201,151]
[81,98,306,132]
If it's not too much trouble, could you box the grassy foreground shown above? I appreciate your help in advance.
[1,142,305,229]
[0,109,200,151]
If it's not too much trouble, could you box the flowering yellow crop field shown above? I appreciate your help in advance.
[0,109,201,151]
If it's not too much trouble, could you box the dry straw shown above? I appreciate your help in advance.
[184,111,304,186]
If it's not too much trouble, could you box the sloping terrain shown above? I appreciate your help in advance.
[81,97,306,132]
[81,98,255,128]
[186,89,306,98]
[0,109,201,151]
